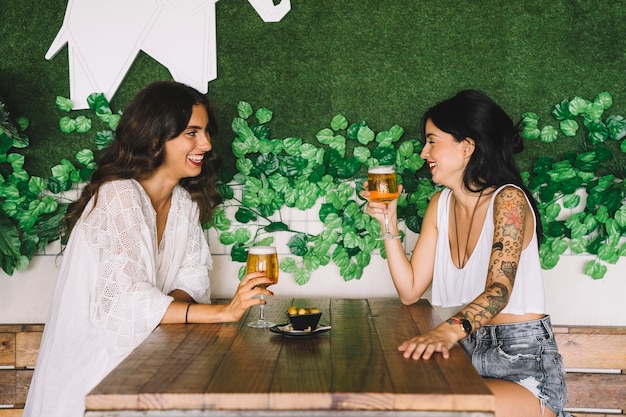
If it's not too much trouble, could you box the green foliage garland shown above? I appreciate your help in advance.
[211,101,434,284]
[2,92,626,282]
[522,92,626,279]
[0,93,119,275]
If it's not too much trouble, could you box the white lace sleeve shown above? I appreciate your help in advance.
[167,188,212,304]
[82,180,172,353]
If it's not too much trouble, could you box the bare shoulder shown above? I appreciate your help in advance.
[423,190,443,217]
[421,190,444,230]
[493,185,528,207]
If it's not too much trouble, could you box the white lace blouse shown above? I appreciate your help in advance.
[24,179,213,417]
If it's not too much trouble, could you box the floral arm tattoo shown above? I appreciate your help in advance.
[450,187,528,331]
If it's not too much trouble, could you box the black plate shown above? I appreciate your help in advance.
[269,323,331,337]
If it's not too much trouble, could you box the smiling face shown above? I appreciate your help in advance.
[420,118,471,187]
[159,104,212,183]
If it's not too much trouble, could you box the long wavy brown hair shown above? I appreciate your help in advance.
[63,81,222,237]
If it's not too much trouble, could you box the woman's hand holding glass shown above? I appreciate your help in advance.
[246,246,279,328]
[223,271,274,323]
[361,182,403,240]
[365,166,402,240]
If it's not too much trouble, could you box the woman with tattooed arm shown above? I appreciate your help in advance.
[362,90,570,417]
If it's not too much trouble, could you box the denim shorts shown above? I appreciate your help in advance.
[459,315,571,416]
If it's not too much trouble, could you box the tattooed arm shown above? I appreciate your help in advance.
[449,186,530,333]
[398,186,532,360]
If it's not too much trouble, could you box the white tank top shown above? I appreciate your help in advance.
[431,185,546,315]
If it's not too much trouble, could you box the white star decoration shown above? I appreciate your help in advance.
[45,0,291,109]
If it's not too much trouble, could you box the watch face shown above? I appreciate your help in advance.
[461,319,472,334]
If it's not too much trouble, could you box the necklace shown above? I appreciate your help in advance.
[453,189,484,268]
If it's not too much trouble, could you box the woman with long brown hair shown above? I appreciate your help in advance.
[25,81,273,417]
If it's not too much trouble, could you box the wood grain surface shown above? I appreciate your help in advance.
[86,298,495,416]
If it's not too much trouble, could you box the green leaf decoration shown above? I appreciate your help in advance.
[569,238,587,254]
[316,128,334,144]
[389,125,404,141]
[7,153,24,170]
[217,183,234,200]
[346,121,366,140]
[255,107,273,124]
[372,146,396,166]
[87,93,111,114]
[264,222,289,233]
[353,146,371,163]
[0,214,21,259]
[335,157,360,179]
[568,96,591,116]
[583,259,607,279]
[256,236,274,247]
[280,257,298,273]
[76,149,94,165]
[299,143,318,160]
[615,206,626,228]
[234,207,256,223]
[28,176,46,194]
[16,116,29,132]
[280,154,308,177]
[59,116,76,133]
[230,243,248,263]
[330,114,348,131]
[559,119,578,137]
[551,100,572,121]
[587,121,609,144]
[523,129,541,146]
[585,103,605,122]
[606,115,626,141]
[233,227,251,243]
[375,130,395,147]
[95,130,114,150]
[303,254,321,272]
[219,232,236,245]
[287,233,308,256]
[539,125,558,143]
[562,193,580,209]
[342,230,360,249]
[237,265,246,281]
[237,101,253,119]
[522,112,540,125]
[55,96,73,112]
[282,137,303,155]
[594,92,612,110]
[323,212,343,229]
[294,268,311,285]
[328,135,346,156]
[398,141,414,158]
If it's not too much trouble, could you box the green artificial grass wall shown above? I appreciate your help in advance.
[1,0,625,178]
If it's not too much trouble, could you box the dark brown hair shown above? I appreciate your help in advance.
[422,89,543,241]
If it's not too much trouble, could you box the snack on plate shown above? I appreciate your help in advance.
[286,305,322,330]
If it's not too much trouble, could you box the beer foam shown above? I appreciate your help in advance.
[248,246,277,254]
[368,165,395,174]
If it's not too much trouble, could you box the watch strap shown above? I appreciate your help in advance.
[448,316,472,335]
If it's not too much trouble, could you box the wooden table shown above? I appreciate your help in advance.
[85,298,495,417]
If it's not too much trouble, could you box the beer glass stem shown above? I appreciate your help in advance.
[378,204,401,240]
[383,211,391,235]
[259,295,266,322]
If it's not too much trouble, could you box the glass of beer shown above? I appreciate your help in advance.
[368,165,401,240]
[246,246,279,328]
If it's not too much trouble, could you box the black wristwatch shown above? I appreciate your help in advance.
[449,316,472,335]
